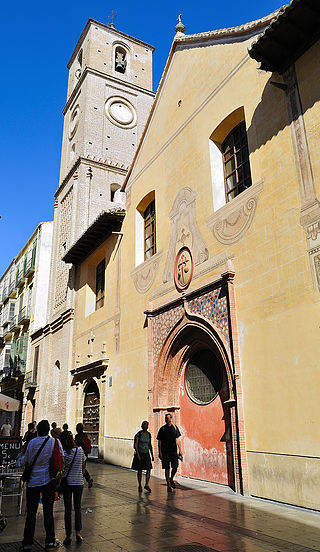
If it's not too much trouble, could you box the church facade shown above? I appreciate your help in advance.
[31,1,320,511]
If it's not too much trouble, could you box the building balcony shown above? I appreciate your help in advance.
[9,316,20,332]
[2,324,13,339]
[15,270,25,288]
[24,371,37,389]
[8,280,17,298]
[1,287,8,302]
[18,307,30,325]
[24,258,35,278]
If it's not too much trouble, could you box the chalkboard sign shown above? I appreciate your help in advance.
[0,437,22,472]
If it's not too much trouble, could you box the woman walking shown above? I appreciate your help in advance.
[132,421,154,492]
[62,432,86,545]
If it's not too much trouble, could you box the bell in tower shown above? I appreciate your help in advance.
[115,47,127,73]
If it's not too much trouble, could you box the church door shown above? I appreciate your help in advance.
[179,349,233,486]
[83,380,100,454]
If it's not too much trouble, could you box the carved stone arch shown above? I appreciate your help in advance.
[151,306,244,493]
[153,311,234,411]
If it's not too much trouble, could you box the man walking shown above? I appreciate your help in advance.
[157,413,183,492]
[21,420,63,550]
[1,418,12,436]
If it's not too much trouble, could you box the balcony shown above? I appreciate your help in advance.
[15,270,25,288]
[24,371,37,389]
[2,324,13,339]
[8,280,17,298]
[1,287,8,302]
[24,258,35,278]
[9,316,20,332]
[18,306,30,325]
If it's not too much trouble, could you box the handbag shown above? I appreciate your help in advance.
[58,448,78,494]
[22,436,50,482]
[50,438,63,482]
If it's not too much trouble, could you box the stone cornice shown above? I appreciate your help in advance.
[55,156,128,199]
[30,308,74,341]
[175,9,283,44]
[67,19,155,70]
[63,66,155,115]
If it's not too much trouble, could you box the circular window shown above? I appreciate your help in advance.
[105,96,137,129]
[185,350,222,405]
[69,105,80,140]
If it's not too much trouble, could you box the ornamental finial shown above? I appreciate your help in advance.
[175,13,186,35]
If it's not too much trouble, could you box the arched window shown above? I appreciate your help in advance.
[143,201,156,260]
[222,122,252,202]
[115,46,127,74]
[110,183,121,202]
[135,192,156,266]
[209,108,252,210]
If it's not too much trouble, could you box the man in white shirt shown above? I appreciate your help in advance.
[1,418,12,436]
[21,419,63,551]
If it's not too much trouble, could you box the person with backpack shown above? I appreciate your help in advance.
[131,421,154,493]
[157,413,183,492]
[74,423,93,488]
[20,419,63,550]
[61,432,86,545]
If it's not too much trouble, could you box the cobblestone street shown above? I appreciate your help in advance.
[1,462,320,551]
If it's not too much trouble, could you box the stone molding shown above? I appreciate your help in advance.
[207,180,264,245]
[131,251,162,294]
[175,9,282,44]
[56,155,128,199]
[163,187,209,283]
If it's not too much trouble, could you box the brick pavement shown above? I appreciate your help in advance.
[1,462,320,551]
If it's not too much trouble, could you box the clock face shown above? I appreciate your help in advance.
[109,102,133,125]
[105,96,137,129]
[69,105,80,139]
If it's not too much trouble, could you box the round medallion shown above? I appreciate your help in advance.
[105,96,137,129]
[69,105,80,140]
[174,246,194,291]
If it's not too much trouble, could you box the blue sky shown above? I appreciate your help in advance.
[0,0,283,276]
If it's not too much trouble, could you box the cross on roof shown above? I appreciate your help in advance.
[108,10,117,28]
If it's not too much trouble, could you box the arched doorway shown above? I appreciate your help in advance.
[179,348,233,486]
[153,317,239,490]
[83,380,100,453]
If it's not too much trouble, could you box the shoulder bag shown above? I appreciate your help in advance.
[58,448,78,494]
[22,436,50,483]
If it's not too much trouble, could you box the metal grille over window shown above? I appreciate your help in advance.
[222,121,252,202]
[144,200,156,260]
[96,259,105,310]
[185,350,222,405]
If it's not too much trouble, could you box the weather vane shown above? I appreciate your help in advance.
[107,10,117,28]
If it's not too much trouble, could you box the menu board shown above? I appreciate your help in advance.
[0,437,22,472]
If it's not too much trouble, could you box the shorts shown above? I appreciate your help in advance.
[131,452,152,471]
[161,453,178,470]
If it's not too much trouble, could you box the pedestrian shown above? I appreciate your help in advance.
[61,432,86,545]
[157,413,183,492]
[51,422,61,439]
[20,419,63,550]
[75,423,93,488]
[23,422,38,444]
[60,424,70,450]
[131,421,154,493]
[1,418,12,436]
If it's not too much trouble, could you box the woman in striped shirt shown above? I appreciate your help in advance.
[62,432,86,545]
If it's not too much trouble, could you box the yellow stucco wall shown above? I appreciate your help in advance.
[71,28,320,508]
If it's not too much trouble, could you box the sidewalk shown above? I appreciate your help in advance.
[1,462,320,551]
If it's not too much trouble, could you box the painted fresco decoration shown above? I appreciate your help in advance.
[163,187,209,283]
[174,246,194,291]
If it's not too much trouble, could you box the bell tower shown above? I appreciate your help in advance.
[36,20,155,423]
[48,19,155,320]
